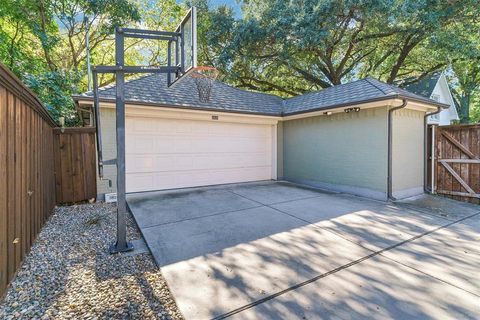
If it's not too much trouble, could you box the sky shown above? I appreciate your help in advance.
[179,0,243,18]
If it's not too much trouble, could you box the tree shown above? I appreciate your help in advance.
[441,17,480,123]
[203,0,479,97]
[449,60,480,123]
[2,0,479,124]
[470,94,480,123]
[0,0,180,125]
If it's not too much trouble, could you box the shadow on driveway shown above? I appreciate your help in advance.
[127,181,480,319]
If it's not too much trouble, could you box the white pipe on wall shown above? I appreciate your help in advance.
[431,125,435,194]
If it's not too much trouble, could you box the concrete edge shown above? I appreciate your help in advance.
[392,186,424,200]
[283,178,388,201]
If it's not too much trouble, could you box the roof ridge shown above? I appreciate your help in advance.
[284,80,357,102]
[214,78,284,101]
[363,77,394,96]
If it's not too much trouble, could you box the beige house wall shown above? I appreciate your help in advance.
[391,108,425,199]
[97,107,117,197]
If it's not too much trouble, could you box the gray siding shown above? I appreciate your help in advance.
[282,107,389,200]
[391,109,425,198]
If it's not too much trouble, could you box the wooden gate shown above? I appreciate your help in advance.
[53,127,97,204]
[430,124,480,204]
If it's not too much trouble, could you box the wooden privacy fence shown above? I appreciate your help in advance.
[53,127,97,204]
[0,64,57,297]
[429,124,480,204]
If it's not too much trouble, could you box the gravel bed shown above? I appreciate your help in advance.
[0,203,183,320]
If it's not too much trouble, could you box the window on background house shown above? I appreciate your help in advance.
[430,94,440,120]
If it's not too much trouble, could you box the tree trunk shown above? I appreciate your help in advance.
[459,94,470,124]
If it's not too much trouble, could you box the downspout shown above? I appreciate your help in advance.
[387,98,407,200]
[424,106,442,194]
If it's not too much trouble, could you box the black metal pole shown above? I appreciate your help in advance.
[180,24,185,72]
[167,40,172,85]
[110,27,133,253]
[92,70,104,179]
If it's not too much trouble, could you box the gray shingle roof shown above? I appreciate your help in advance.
[402,72,441,98]
[283,77,445,115]
[73,74,447,116]
[76,73,283,116]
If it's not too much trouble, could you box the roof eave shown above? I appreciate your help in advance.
[73,91,448,119]
[397,94,449,109]
[283,95,400,117]
[74,96,283,117]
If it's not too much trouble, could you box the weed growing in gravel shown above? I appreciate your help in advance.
[85,215,103,226]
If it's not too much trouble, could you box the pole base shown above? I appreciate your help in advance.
[109,241,134,254]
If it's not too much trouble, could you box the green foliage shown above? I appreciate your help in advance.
[0,0,184,126]
[199,0,480,121]
[470,96,480,123]
[24,70,82,126]
[449,59,480,123]
[1,0,479,124]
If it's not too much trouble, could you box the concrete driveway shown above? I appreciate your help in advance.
[127,181,480,320]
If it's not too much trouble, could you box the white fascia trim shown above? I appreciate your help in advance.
[77,97,438,123]
[77,100,280,125]
[281,99,394,121]
[282,98,438,121]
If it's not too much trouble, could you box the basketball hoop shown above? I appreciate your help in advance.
[190,66,219,102]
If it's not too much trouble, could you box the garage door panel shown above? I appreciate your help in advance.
[126,135,155,154]
[153,155,187,172]
[127,117,160,133]
[127,173,155,192]
[126,154,155,172]
[127,153,271,174]
[241,153,271,167]
[127,166,273,193]
[208,167,272,183]
[126,116,274,192]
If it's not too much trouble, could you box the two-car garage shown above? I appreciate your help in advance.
[75,75,444,201]
[125,110,277,193]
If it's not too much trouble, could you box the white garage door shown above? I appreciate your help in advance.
[125,116,274,193]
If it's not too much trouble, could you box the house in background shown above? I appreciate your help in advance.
[403,72,459,125]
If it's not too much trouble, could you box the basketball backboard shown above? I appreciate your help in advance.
[168,7,197,87]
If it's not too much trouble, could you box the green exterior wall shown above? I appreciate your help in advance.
[282,107,389,200]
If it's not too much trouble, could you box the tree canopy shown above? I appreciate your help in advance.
[0,0,479,124]
[0,0,182,125]
[202,0,480,122]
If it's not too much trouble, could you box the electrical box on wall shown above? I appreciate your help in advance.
[105,193,117,203]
